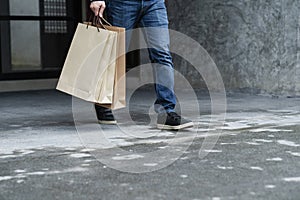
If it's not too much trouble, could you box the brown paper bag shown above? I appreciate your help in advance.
[99,25,126,110]
[56,22,126,110]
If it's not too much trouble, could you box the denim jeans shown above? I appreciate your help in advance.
[105,0,176,113]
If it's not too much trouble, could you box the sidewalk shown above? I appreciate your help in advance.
[0,89,300,200]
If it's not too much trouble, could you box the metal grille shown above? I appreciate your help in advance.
[44,0,67,33]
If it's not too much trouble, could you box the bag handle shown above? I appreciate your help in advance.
[86,9,112,31]
[86,14,102,32]
[94,12,112,30]
[96,7,112,26]
[98,16,112,26]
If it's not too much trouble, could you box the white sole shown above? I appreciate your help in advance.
[157,122,194,130]
[98,120,117,125]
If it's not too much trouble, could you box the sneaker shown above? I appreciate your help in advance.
[94,104,117,125]
[157,112,194,130]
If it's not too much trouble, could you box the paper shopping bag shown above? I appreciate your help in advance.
[56,22,125,109]
[99,24,126,110]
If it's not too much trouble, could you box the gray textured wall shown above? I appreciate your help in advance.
[166,0,300,96]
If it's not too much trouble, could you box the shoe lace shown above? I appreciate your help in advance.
[168,112,181,121]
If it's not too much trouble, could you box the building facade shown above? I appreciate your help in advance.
[1,0,299,96]
[0,0,84,91]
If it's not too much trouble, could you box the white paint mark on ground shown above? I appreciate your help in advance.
[286,151,300,157]
[143,163,158,167]
[112,154,144,161]
[9,124,22,128]
[180,157,189,160]
[0,176,13,181]
[204,150,222,153]
[220,142,237,145]
[266,158,283,161]
[253,139,273,143]
[81,164,90,167]
[14,169,26,173]
[250,166,263,171]
[80,148,96,152]
[277,140,300,147]
[65,148,77,151]
[19,150,35,155]
[212,197,221,200]
[180,175,188,178]
[268,135,275,138]
[244,142,261,146]
[283,177,300,182]
[16,180,25,184]
[158,146,168,149]
[69,153,91,158]
[265,185,276,189]
[217,165,233,170]
[0,155,18,159]
[26,171,46,176]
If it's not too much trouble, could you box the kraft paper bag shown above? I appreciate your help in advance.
[56,22,126,110]
[99,25,126,110]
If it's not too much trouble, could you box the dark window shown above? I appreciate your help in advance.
[0,0,82,80]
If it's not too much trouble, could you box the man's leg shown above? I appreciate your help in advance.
[139,0,176,113]
[139,0,193,130]
[95,0,141,124]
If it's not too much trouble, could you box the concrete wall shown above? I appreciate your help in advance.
[166,0,300,96]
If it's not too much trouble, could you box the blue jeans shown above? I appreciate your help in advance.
[105,0,176,113]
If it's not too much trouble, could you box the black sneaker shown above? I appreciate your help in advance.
[157,112,194,130]
[94,104,117,125]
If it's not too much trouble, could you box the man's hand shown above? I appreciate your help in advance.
[90,1,106,17]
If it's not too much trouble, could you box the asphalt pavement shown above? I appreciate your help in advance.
[0,89,300,200]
